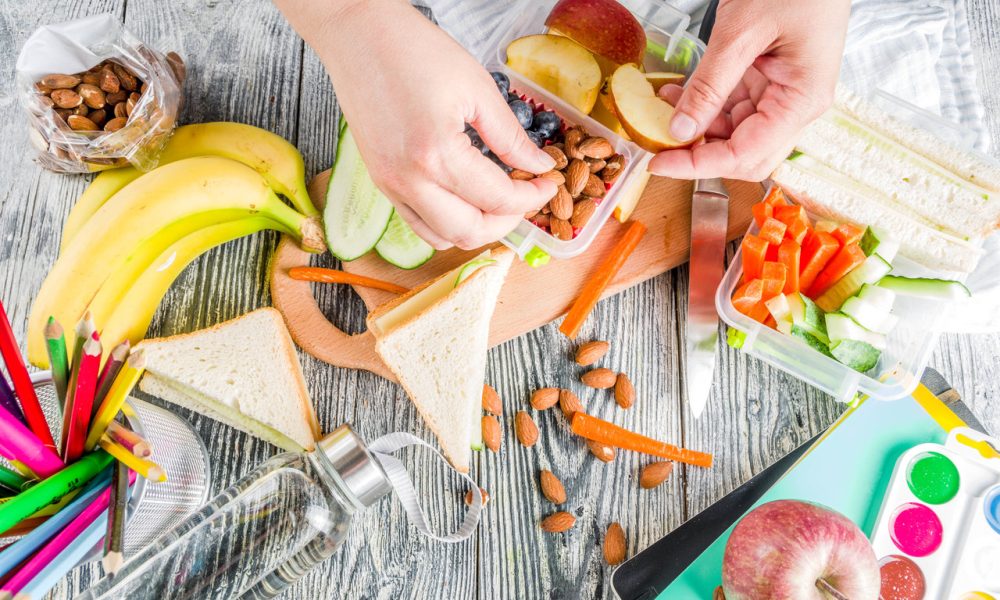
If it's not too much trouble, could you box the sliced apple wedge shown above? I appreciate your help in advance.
[609,63,693,153]
[506,34,602,115]
[645,72,686,91]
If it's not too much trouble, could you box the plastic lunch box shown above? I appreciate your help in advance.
[716,90,991,403]
[477,0,707,262]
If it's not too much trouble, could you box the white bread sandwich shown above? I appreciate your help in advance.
[136,307,320,452]
[366,246,514,473]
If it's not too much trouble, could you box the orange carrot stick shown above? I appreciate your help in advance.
[288,267,410,295]
[571,412,714,468]
[560,221,647,339]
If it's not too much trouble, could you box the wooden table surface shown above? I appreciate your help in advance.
[2,1,999,598]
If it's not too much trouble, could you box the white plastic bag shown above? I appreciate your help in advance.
[16,14,183,173]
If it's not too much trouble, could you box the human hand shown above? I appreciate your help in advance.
[649,0,851,181]
[279,0,556,250]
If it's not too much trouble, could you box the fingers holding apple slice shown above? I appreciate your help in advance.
[608,64,696,153]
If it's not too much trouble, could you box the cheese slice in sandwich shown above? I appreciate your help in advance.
[367,246,514,473]
[136,307,320,452]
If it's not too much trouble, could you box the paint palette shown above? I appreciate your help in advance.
[871,427,1000,599]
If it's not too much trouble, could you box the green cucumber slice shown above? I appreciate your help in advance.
[375,211,435,269]
[825,312,888,350]
[787,293,829,344]
[815,254,892,312]
[791,324,833,358]
[860,227,899,262]
[765,294,793,334]
[324,126,394,261]
[841,284,896,331]
[470,402,483,451]
[454,258,497,287]
[877,275,972,300]
[830,339,881,373]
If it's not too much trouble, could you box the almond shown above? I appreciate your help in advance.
[482,384,502,415]
[125,92,140,116]
[533,213,551,228]
[524,208,541,220]
[588,159,606,173]
[77,83,106,109]
[99,67,120,94]
[581,367,617,389]
[540,511,575,533]
[614,373,635,409]
[113,63,138,91]
[570,198,597,228]
[464,487,490,506]
[538,169,565,186]
[106,90,127,105]
[539,470,566,504]
[601,154,625,184]
[104,116,127,132]
[67,114,98,131]
[575,340,610,366]
[578,136,615,159]
[514,411,538,447]
[114,101,128,119]
[167,51,187,84]
[587,440,616,463]
[565,159,589,197]
[510,168,534,181]
[550,217,573,241]
[50,89,82,109]
[542,145,568,170]
[482,415,501,452]
[82,72,100,86]
[604,522,627,565]
[550,185,573,220]
[530,387,560,410]
[564,127,585,160]
[640,461,674,489]
[88,109,107,127]
[583,174,606,198]
[40,74,81,89]
[559,388,583,419]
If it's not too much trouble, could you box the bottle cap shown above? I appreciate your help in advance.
[317,425,392,508]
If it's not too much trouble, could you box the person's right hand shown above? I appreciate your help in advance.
[278,0,556,250]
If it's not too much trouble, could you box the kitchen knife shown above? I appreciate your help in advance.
[685,178,729,418]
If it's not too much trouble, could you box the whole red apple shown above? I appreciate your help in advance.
[722,500,880,600]
[545,0,646,67]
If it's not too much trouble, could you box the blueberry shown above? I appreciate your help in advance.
[508,99,533,129]
[496,82,509,102]
[525,130,545,148]
[467,130,490,155]
[490,71,510,92]
[531,111,561,138]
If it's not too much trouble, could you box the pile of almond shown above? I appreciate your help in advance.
[512,125,627,239]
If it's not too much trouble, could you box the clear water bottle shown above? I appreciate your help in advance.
[79,425,392,600]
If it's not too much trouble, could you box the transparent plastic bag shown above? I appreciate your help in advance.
[15,14,184,173]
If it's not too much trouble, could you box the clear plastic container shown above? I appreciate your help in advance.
[481,0,707,261]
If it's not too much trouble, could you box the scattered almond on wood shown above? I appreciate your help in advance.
[586,440,616,463]
[530,387,560,410]
[575,340,610,366]
[614,373,635,409]
[581,367,617,389]
[464,487,490,506]
[604,522,626,565]
[482,384,502,416]
[539,469,566,504]
[482,415,501,452]
[558,388,583,419]
[514,411,539,447]
[540,511,575,533]
[640,461,674,489]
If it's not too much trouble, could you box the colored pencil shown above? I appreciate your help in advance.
[91,340,129,420]
[43,318,69,412]
[105,420,152,458]
[0,450,112,537]
[63,314,95,416]
[98,436,166,482]
[85,350,145,451]
[0,301,54,450]
[0,468,111,581]
[0,375,24,426]
[0,405,63,480]
[60,338,101,462]
[0,466,28,495]
[102,461,128,575]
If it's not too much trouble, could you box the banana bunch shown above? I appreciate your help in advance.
[28,123,324,368]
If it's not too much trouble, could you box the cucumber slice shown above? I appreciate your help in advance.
[859,227,899,262]
[454,258,497,287]
[815,254,892,312]
[323,127,394,261]
[877,275,972,300]
[841,285,896,331]
[765,294,793,334]
[787,293,829,344]
[830,339,881,373]
[825,312,887,350]
[470,402,483,451]
[375,211,435,269]
[791,324,834,358]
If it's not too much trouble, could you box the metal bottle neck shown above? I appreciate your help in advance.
[314,425,392,508]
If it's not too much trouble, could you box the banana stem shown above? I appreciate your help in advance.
[264,191,326,253]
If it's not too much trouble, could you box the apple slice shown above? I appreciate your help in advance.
[545,0,646,68]
[609,63,693,153]
[506,34,602,115]
[645,72,686,91]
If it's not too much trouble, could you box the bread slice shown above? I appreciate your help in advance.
[366,247,514,473]
[136,308,320,452]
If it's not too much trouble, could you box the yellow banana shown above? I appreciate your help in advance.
[60,122,317,252]
[92,216,281,354]
[28,156,324,367]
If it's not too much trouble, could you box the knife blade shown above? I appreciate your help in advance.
[685,178,729,418]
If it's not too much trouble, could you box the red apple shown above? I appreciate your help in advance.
[722,500,880,600]
[545,0,646,68]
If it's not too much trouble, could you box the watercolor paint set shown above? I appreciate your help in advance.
[870,427,1000,600]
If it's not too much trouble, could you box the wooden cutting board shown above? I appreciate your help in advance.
[270,171,761,380]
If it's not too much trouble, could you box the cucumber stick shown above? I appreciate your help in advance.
[841,285,896,331]
[324,126,394,261]
[375,212,435,269]
[826,312,887,350]
[877,275,972,300]
[815,254,892,312]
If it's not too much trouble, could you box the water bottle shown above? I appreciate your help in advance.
[79,425,395,600]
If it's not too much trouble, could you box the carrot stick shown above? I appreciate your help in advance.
[560,221,647,339]
[571,412,714,468]
[288,267,410,295]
